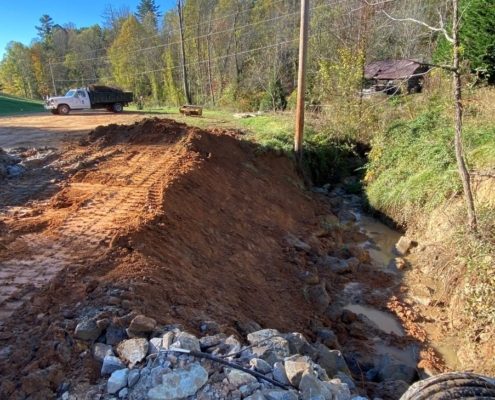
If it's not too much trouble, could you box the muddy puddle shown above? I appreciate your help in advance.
[336,192,456,373]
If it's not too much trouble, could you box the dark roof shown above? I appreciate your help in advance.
[365,59,426,80]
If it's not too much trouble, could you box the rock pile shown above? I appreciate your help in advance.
[70,314,366,400]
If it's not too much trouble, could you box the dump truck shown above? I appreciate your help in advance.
[45,85,133,115]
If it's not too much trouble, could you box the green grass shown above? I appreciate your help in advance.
[365,108,495,226]
[0,93,44,116]
[130,105,363,184]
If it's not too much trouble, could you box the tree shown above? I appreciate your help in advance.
[36,15,54,41]
[384,0,478,232]
[456,0,495,83]
[136,0,161,26]
[108,16,148,96]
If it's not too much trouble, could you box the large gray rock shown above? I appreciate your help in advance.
[74,319,102,341]
[313,344,350,377]
[117,338,149,367]
[199,333,226,351]
[101,355,126,376]
[127,369,140,388]
[284,355,314,388]
[93,343,114,362]
[226,368,258,387]
[149,337,163,354]
[147,363,208,400]
[248,329,290,363]
[127,315,157,336]
[106,324,127,346]
[171,332,201,352]
[327,378,351,400]
[299,372,332,400]
[273,362,291,386]
[250,358,272,374]
[284,333,317,358]
[107,368,129,394]
[314,329,340,350]
[245,391,267,400]
[263,389,299,400]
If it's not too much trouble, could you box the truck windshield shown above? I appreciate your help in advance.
[65,90,76,97]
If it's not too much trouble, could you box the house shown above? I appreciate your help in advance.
[364,59,429,95]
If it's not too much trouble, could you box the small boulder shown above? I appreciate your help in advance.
[272,362,291,386]
[248,329,290,362]
[127,315,156,336]
[101,355,125,376]
[106,324,127,346]
[171,331,201,352]
[299,372,332,400]
[107,368,129,394]
[395,236,415,256]
[314,344,351,377]
[149,337,163,354]
[74,319,101,341]
[263,389,299,400]
[226,369,258,387]
[127,369,140,388]
[245,391,267,400]
[199,333,226,351]
[250,358,272,374]
[117,338,149,367]
[162,331,175,349]
[147,363,208,400]
[93,343,114,362]
[284,355,314,387]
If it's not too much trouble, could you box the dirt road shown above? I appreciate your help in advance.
[0,111,149,148]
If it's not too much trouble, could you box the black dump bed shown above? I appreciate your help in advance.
[87,85,133,105]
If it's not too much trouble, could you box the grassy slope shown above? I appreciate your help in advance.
[364,86,495,373]
[365,88,495,226]
[0,93,44,116]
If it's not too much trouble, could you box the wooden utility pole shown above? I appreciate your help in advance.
[177,0,192,105]
[49,62,57,96]
[294,0,309,162]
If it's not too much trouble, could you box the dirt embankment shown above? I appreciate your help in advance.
[0,118,443,399]
[0,119,319,397]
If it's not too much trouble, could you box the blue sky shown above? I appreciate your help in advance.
[0,1,175,58]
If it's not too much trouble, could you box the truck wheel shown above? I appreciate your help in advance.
[58,104,70,115]
[112,103,123,113]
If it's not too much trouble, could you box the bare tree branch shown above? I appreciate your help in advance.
[382,10,454,43]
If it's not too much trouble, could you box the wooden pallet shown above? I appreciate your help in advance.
[179,105,203,116]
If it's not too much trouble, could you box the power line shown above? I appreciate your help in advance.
[53,20,359,84]
[50,0,353,66]
[50,0,295,63]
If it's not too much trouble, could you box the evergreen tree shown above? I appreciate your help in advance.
[435,0,495,84]
[136,0,161,24]
[460,0,495,83]
[35,15,54,41]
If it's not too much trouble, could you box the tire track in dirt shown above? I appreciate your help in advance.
[0,145,182,320]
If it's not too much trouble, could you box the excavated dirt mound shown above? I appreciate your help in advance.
[0,118,330,398]
[0,118,443,399]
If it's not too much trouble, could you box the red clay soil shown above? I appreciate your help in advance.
[0,119,329,398]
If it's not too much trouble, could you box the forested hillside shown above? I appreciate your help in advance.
[2,0,488,109]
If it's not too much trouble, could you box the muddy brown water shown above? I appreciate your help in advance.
[351,206,459,372]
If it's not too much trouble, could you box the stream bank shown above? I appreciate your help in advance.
[315,182,455,378]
